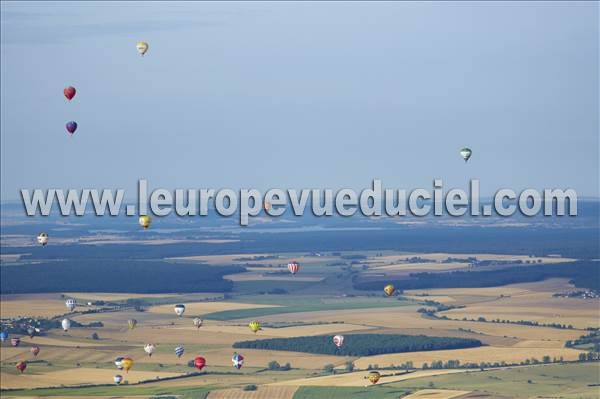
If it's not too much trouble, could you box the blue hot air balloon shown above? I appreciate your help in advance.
[0,331,8,342]
[174,346,185,358]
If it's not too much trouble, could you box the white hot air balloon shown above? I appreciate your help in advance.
[114,374,123,385]
[144,343,156,357]
[174,304,185,317]
[333,335,344,348]
[37,232,49,246]
[61,318,71,332]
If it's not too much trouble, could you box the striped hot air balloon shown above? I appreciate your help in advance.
[11,337,21,347]
[128,319,137,330]
[333,335,344,348]
[174,346,185,358]
[288,261,299,275]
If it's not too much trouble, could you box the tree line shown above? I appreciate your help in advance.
[233,334,482,356]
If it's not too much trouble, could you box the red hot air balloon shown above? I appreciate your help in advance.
[11,337,21,347]
[64,86,76,101]
[16,361,27,373]
[194,356,206,371]
[66,121,78,136]
[288,261,299,275]
[30,346,40,356]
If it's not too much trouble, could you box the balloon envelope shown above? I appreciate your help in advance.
[144,344,156,357]
[66,121,78,135]
[288,261,299,275]
[193,318,203,329]
[460,147,472,162]
[174,304,185,317]
[384,284,395,297]
[114,374,123,384]
[194,356,206,370]
[368,371,381,384]
[11,337,20,347]
[175,346,185,358]
[333,335,344,348]
[248,321,261,333]
[136,41,149,56]
[0,331,8,342]
[16,361,27,373]
[121,357,133,373]
[64,86,76,101]
[232,352,244,369]
[31,346,40,356]
[37,233,48,246]
[139,216,151,229]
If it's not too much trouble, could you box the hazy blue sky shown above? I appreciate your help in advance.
[1,1,598,200]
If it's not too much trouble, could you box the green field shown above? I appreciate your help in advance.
[205,296,412,320]
[389,363,600,398]
[293,386,412,399]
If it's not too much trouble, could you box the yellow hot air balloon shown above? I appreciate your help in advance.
[384,284,395,297]
[121,357,134,373]
[368,370,381,384]
[139,216,151,229]
[248,321,261,333]
[136,41,149,56]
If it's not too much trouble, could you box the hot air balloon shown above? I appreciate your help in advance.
[248,321,261,333]
[384,284,395,297]
[121,357,134,373]
[114,374,123,385]
[174,304,185,317]
[11,337,21,347]
[174,346,185,358]
[64,86,76,101]
[193,318,203,329]
[66,121,78,136]
[0,331,8,342]
[136,41,149,56]
[288,261,299,275]
[128,319,138,330]
[139,215,151,229]
[263,201,272,211]
[194,356,206,371]
[30,346,40,357]
[460,147,472,162]
[115,357,124,370]
[16,361,27,373]
[61,318,71,332]
[37,232,49,246]
[27,327,35,339]
[144,343,156,357]
[232,352,244,370]
[368,370,381,384]
[333,335,344,348]
[66,299,76,312]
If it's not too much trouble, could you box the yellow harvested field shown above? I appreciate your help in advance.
[272,369,471,387]
[0,295,71,318]
[403,389,471,399]
[368,262,467,273]
[373,253,573,264]
[353,346,585,369]
[0,367,181,389]
[207,386,298,399]
[167,254,275,264]
[147,302,280,315]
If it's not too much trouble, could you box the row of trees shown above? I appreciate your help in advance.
[234,334,482,356]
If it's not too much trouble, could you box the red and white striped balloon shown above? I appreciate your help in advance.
[333,335,344,348]
[288,261,299,275]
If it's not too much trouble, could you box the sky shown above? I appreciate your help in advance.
[1,1,598,201]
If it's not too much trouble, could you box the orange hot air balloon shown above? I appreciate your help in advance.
[16,361,27,373]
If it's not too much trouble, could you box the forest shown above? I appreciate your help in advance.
[233,334,482,356]
[354,261,600,291]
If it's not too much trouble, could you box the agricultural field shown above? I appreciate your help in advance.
[1,251,598,398]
